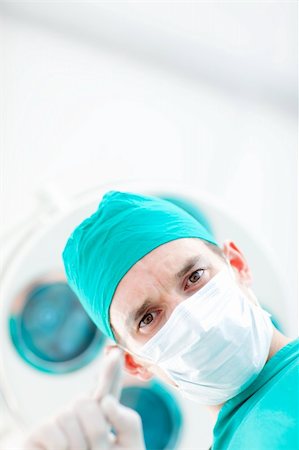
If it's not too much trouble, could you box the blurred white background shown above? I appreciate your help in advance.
[0,2,297,448]
[1,1,297,318]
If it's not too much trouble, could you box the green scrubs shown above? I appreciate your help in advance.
[212,338,299,450]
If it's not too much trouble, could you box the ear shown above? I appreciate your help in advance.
[124,352,154,382]
[222,240,252,285]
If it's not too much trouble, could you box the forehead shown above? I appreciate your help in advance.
[110,238,211,316]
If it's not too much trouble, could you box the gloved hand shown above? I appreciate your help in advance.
[23,348,145,450]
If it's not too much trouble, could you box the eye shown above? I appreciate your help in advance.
[139,311,158,329]
[185,269,204,288]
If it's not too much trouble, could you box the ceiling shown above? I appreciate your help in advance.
[0,1,297,113]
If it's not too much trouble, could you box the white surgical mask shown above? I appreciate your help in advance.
[135,267,273,405]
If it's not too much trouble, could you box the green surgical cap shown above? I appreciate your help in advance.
[62,191,218,341]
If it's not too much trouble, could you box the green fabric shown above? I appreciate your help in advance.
[212,338,299,450]
[159,195,215,238]
[62,190,217,341]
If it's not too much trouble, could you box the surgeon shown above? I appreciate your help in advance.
[25,191,298,450]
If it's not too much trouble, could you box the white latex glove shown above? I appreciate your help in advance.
[23,348,145,450]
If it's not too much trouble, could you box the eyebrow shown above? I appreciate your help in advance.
[126,255,201,328]
[175,256,201,279]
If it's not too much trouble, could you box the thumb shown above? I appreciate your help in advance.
[101,395,144,448]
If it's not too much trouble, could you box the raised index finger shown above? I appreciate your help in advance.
[93,347,124,402]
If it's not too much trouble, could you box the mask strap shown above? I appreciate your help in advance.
[224,256,236,280]
[114,342,151,363]
[224,256,262,308]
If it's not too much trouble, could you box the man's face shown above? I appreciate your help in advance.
[110,238,252,384]
[110,238,250,379]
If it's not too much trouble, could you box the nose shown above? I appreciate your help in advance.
[161,292,184,321]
